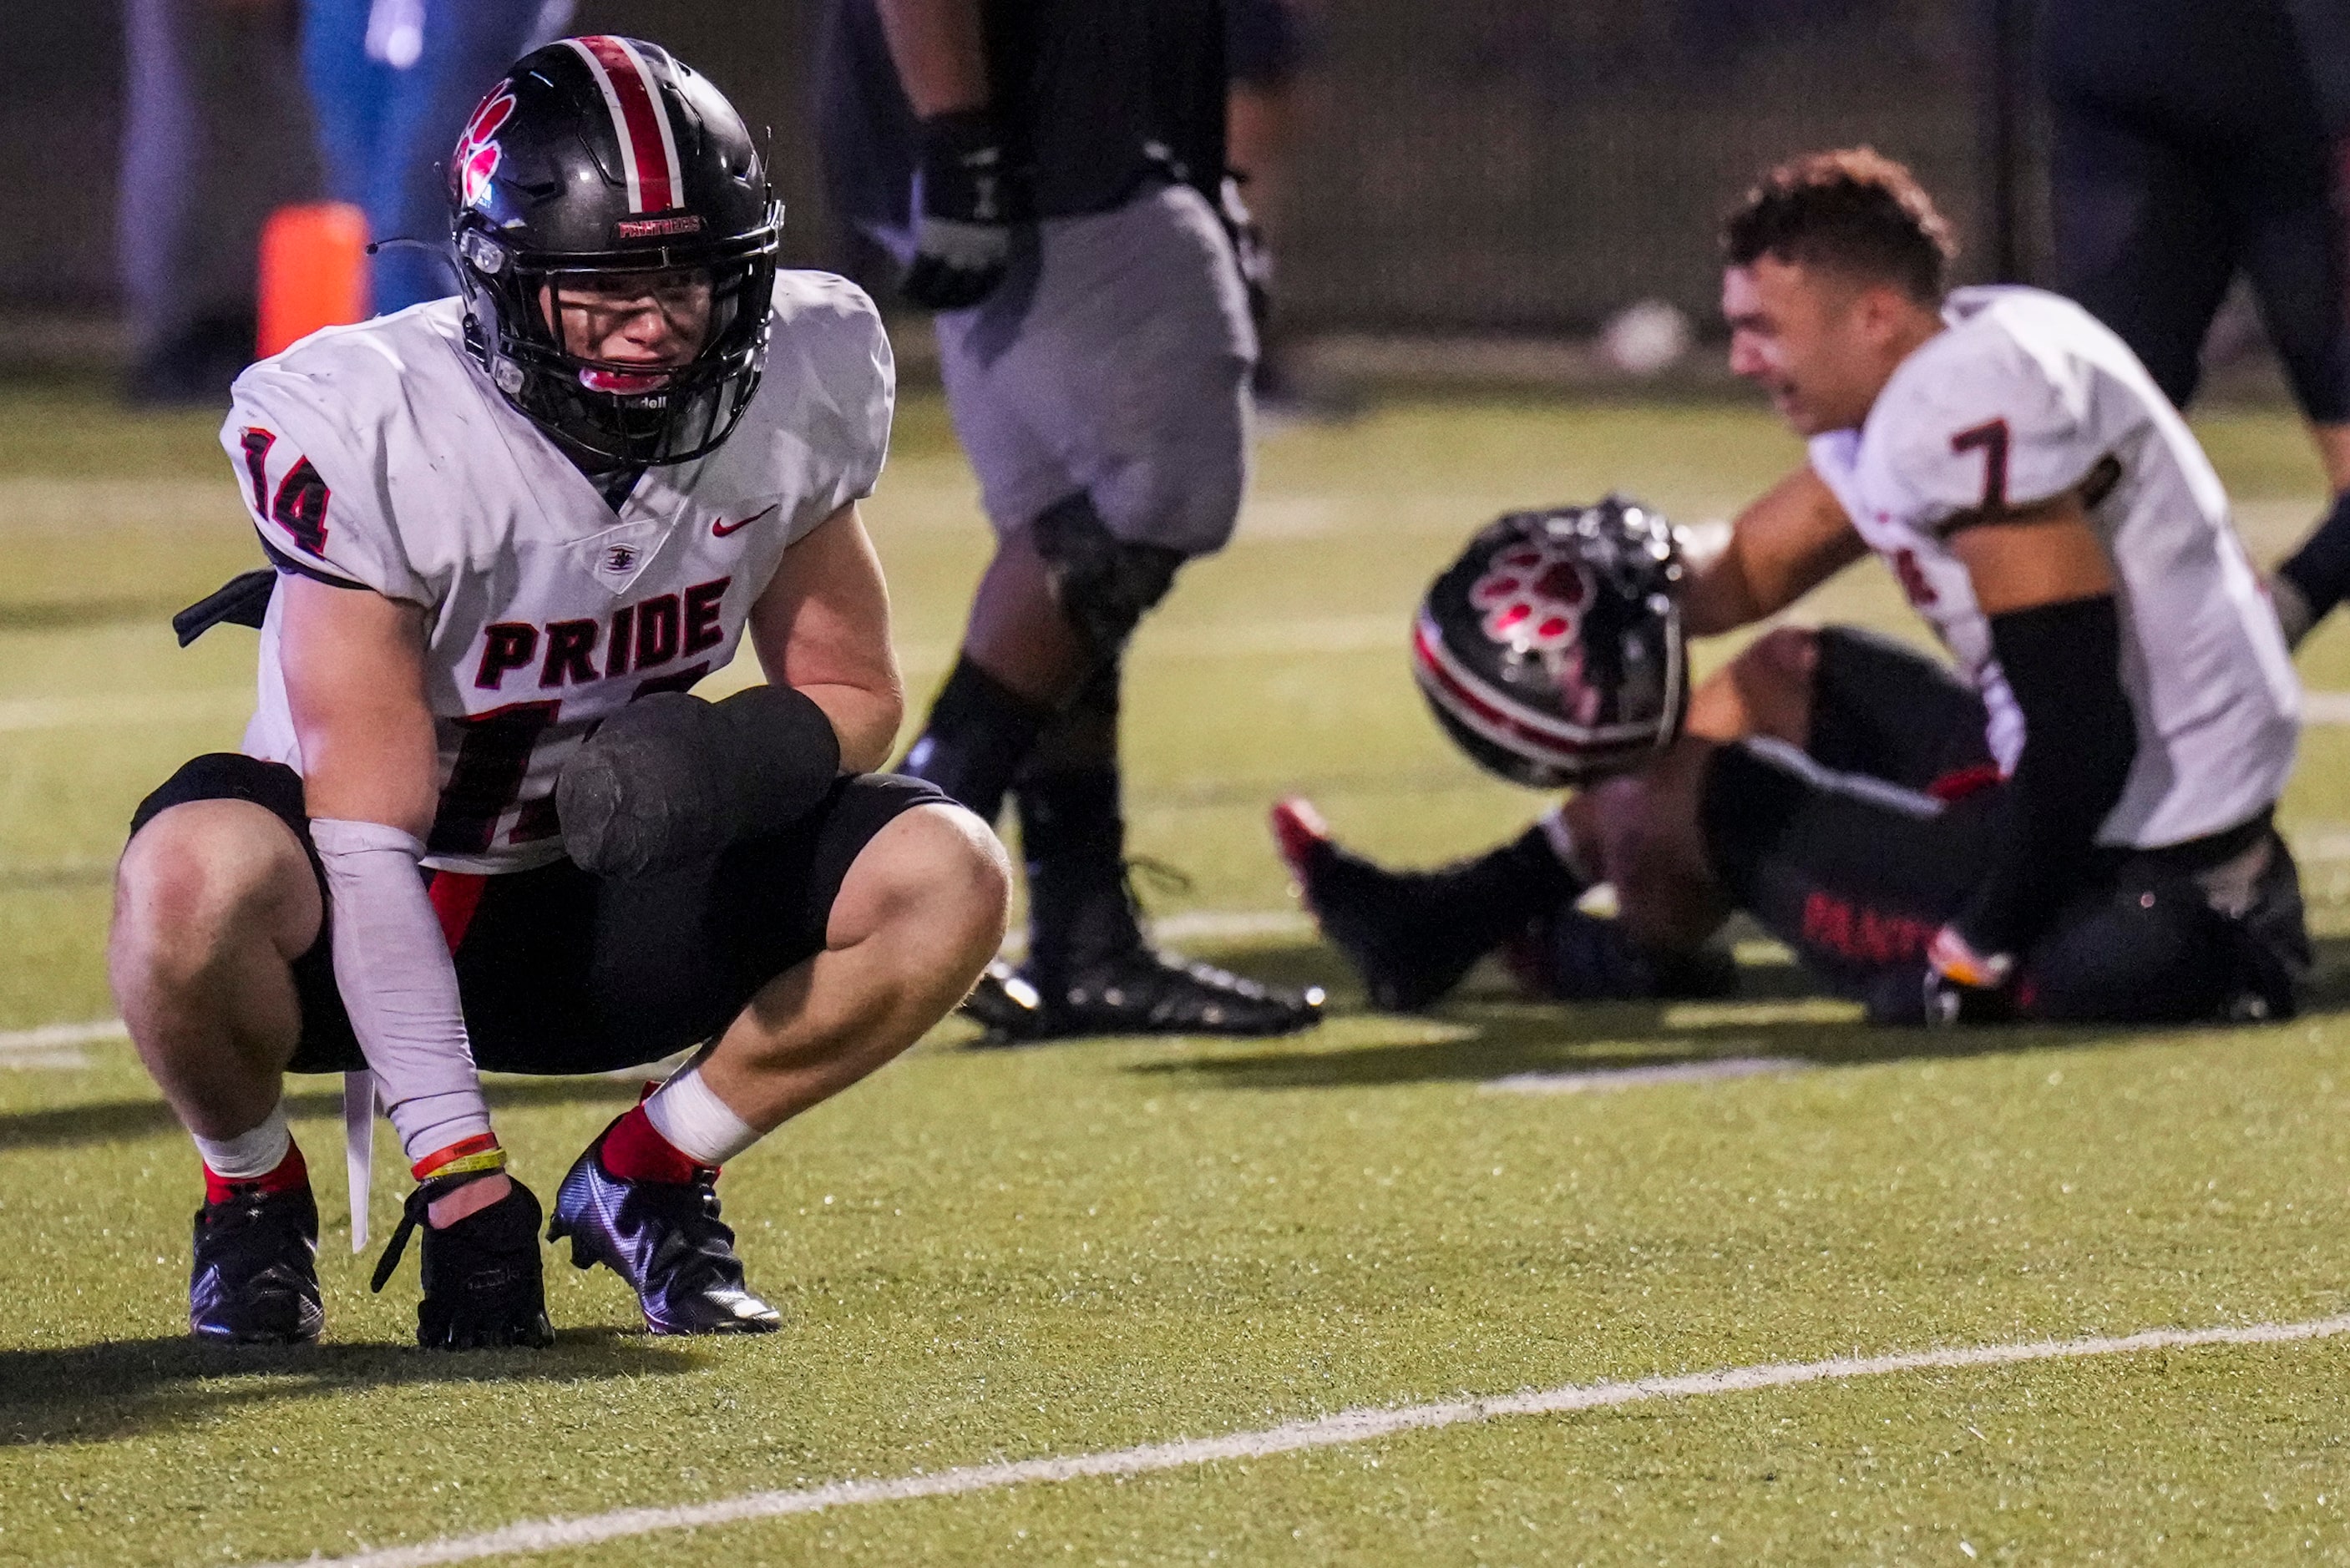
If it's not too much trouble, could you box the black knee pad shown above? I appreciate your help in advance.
[1031,493,1185,659]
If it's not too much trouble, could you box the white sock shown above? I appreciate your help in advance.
[193,1105,291,1180]
[643,1067,760,1166]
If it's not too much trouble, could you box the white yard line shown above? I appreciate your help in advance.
[0,1019,127,1052]
[0,1019,124,1072]
[1486,1056,1810,1095]
[0,688,251,734]
[249,1313,2350,1568]
[2305,691,2350,726]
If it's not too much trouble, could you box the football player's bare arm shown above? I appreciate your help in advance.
[874,0,989,114]
[1942,493,2114,612]
[1680,467,1867,637]
[280,578,508,1227]
[747,502,906,774]
[279,577,438,835]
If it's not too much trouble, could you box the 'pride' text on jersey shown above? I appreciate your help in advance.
[222,274,894,872]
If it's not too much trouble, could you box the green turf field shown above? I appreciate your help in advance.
[8,376,2350,1566]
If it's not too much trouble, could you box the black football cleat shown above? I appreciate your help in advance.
[1500,903,1740,1003]
[964,948,1324,1043]
[1271,797,1506,1011]
[190,1183,325,1345]
[371,1176,555,1350]
[546,1132,781,1336]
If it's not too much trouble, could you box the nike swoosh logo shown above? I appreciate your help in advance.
[712,504,778,538]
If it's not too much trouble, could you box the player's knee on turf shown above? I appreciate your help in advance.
[114,801,318,982]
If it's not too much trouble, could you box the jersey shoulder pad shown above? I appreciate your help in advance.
[747,271,897,538]
[1861,306,2098,532]
[223,339,428,603]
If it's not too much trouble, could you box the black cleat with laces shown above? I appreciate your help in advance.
[190,1182,324,1345]
[964,947,1324,1043]
[546,1131,781,1335]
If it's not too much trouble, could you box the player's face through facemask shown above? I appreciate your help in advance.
[1722,257,1895,437]
[539,270,716,393]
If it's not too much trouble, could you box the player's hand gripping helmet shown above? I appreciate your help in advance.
[1412,497,1689,787]
[448,37,782,467]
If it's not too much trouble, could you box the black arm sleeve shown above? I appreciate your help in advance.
[1952,594,2137,959]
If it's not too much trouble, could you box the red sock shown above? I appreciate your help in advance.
[204,1139,309,1204]
[596,1104,705,1185]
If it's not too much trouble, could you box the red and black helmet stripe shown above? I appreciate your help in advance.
[562,35,685,215]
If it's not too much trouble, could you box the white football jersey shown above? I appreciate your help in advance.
[222,275,894,873]
[1807,285,2298,851]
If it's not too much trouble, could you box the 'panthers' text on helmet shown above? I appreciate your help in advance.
[448,36,783,467]
[1412,497,1689,787]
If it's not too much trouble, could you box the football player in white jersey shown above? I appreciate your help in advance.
[109,38,1010,1348]
[1278,149,2309,1029]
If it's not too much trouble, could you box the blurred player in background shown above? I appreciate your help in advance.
[818,0,1323,1040]
[1226,0,1324,412]
[119,0,317,402]
[301,0,575,312]
[1279,151,2309,1029]
[111,39,1007,1348]
[2044,0,2350,645]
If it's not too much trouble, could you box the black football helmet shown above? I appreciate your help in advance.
[448,37,782,466]
[1413,497,1689,787]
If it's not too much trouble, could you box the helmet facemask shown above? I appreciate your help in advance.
[457,210,781,468]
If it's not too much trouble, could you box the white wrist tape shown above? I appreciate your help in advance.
[310,817,491,1165]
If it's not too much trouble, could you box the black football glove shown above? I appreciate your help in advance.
[1219,174,1273,339]
[558,685,841,880]
[1922,926,2018,1027]
[372,1173,555,1350]
[901,109,1012,311]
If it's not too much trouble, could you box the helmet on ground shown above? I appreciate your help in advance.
[448,36,782,466]
[1412,497,1688,787]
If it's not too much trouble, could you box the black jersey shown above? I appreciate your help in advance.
[818,0,1228,235]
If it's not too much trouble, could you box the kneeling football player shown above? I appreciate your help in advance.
[1278,149,2308,1029]
[109,38,1009,1348]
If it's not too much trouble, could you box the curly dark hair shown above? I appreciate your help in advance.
[1721,149,1956,301]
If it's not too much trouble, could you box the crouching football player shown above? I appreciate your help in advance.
[1279,149,2309,1029]
[108,38,1008,1348]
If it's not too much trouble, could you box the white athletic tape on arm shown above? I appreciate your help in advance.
[310,818,491,1166]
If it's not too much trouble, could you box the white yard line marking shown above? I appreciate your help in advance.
[249,1314,2350,1568]
[0,1019,127,1052]
[0,688,251,734]
[1486,1056,1810,1095]
[2304,691,2350,726]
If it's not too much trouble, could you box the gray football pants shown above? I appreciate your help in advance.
[932,180,1259,558]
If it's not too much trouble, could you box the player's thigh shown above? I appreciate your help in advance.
[954,183,1255,556]
[1805,625,1997,793]
[470,775,971,1073]
[2047,94,2237,407]
[1700,736,1991,1020]
[821,799,1009,954]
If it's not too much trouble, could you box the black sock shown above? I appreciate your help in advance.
[898,655,1052,826]
[1436,824,1587,950]
[1016,764,1143,980]
[2277,489,2350,625]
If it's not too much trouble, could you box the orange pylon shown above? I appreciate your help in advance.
[256,202,371,359]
